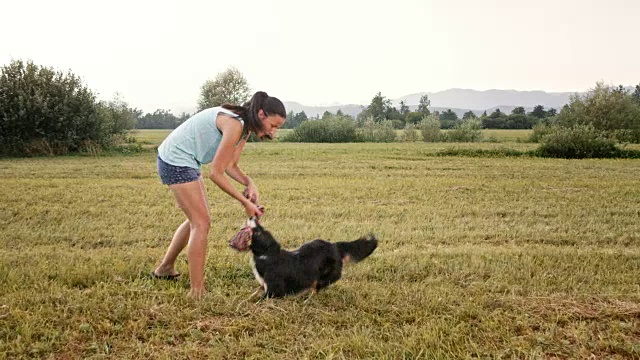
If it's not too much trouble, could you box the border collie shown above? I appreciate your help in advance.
[246,219,377,299]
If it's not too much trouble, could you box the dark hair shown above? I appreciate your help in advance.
[221,91,286,137]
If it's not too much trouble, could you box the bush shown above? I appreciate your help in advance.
[435,147,529,157]
[390,119,404,130]
[443,119,483,142]
[419,115,441,142]
[0,59,136,156]
[356,120,397,142]
[528,123,554,143]
[279,117,356,142]
[613,128,640,144]
[536,124,620,158]
[401,124,421,142]
[557,82,640,143]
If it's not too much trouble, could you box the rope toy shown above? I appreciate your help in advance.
[229,189,264,251]
[229,224,253,252]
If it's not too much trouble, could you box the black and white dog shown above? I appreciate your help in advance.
[246,219,378,299]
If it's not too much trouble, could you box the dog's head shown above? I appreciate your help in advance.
[247,218,280,255]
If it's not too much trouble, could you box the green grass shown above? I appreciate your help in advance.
[397,129,533,143]
[133,129,533,146]
[1,140,639,358]
[480,129,532,142]
[128,129,172,146]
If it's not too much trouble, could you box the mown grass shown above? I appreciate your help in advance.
[134,129,534,145]
[1,137,639,358]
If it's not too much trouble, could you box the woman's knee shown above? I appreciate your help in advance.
[189,217,211,232]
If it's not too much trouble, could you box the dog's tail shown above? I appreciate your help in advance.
[336,234,378,264]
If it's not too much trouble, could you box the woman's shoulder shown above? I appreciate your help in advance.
[215,107,242,120]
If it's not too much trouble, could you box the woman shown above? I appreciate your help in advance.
[152,91,286,299]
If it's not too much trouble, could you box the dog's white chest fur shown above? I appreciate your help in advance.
[250,257,267,291]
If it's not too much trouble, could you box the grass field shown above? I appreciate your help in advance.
[1,131,639,358]
[130,129,535,144]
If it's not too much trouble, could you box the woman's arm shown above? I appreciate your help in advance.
[209,115,262,217]
[225,137,251,186]
[225,137,260,203]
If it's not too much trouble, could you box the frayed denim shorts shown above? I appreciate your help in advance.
[157,156,201,185]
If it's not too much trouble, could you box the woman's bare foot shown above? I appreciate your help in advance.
[154,264,180,277]
[188,287,207,300]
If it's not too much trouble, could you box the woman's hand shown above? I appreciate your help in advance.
[243,200,264,218]
[243,183,260,204]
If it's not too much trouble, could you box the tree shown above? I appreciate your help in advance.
[137,109,184,129]
[505,114,536,129]
[614,84,628,95]
[490,109,504,118]
[462,111,477,120]
[405,111,424,125]
[632,83,640,104]
[0,59,133,156]
[101,93,137,134]
[418,94,431,116]
[481,109,508,129]
[530,105,547,119]
[547,108,557,117]
[197,67,250,111]
[439,109,459,129]
[440,109,458,121]
[511,106,526,115]
[557,82,640,142]
[367,92,392,122]
[282,111,308,129]
[399,100,410,117]
[384,106,403,121]
[355,105,370,126]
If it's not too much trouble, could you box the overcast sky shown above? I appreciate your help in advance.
[2,0,638,113]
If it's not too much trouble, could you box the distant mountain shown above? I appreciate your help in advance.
[393,88,575,110]
[172,87,637,119]
[281,88,583,119]
[283,101,365,118]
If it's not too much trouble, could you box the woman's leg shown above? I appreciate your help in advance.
[154,219,190,276]
[159,178,211,297]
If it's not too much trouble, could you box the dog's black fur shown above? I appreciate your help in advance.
[248,220,377,298]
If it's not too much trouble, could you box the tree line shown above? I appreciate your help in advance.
[1,59,638,157]
[283,92,560,131]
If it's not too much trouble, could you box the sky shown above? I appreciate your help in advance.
[1,0,638,113]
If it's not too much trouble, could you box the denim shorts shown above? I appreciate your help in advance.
[157,156,201,185]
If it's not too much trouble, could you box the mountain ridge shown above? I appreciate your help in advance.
[172,86,635,118]
[283,88,582,118]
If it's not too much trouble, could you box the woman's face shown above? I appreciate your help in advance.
[257,110,285,140]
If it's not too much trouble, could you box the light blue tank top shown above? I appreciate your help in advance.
[157,107,244,169]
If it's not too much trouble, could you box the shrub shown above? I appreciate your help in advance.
[536,124,619,158]
[401,124,421,142]
[356,120,397,142]
[556,82,640,143]
[390,119,404,130]
[279,117,356,142]
[419,114,441,142]
[0,59,136,156]
[435,147,529,157]
[528,123,554,143]
[443,118,483,142]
